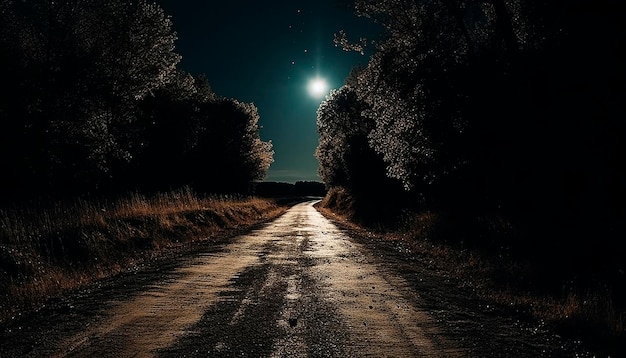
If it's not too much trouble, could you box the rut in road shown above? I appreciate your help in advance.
[51,200,466,357]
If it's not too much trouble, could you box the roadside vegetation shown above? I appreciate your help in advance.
[0,187,289,325]
[317,187,624,357]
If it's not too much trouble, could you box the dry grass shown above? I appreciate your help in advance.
[0,187,287,324]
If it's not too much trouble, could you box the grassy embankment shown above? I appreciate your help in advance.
[317,187,624,356]
[0,187,290,325]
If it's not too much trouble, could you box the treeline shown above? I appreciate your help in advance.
[0,0,273,202]
[317,1,625,287]
[255,181,327,198]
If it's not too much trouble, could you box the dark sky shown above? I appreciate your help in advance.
[154,1,381,183]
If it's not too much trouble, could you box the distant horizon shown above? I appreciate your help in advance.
[256,177,324,185]
[262,169,322,184]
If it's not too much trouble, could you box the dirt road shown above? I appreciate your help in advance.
[1,200,585,357]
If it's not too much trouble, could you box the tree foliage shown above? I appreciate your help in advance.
[316,0,625,265]
[315,71,407,219]
[0,0,273,200]
[346,0,555,192]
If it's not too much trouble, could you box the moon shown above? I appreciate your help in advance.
[308,78,328,98]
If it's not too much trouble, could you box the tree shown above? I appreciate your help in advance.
[324,0,626,270]
[336,0,550,203]
[190,98,273,193]
[316,85,374,188]
[128,70,206,191]
[0,0,181,197]
[315,81,403,219]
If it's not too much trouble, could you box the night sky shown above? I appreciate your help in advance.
[155,1,381,183]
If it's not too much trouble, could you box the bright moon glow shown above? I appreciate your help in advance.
[308,78,328,98]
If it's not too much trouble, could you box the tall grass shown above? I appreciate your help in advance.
[0,187,285,324]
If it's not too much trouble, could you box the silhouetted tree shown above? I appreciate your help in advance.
[320,0,626,283]
[0,0,274,200]
[128,71,208,191]
[190,98,273,193]
[316,80,404,220]
[345,0,550,195]
[130,74,274,195]
[316,84,384,190]
[0,0,180,197]
[316,87,355,187]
